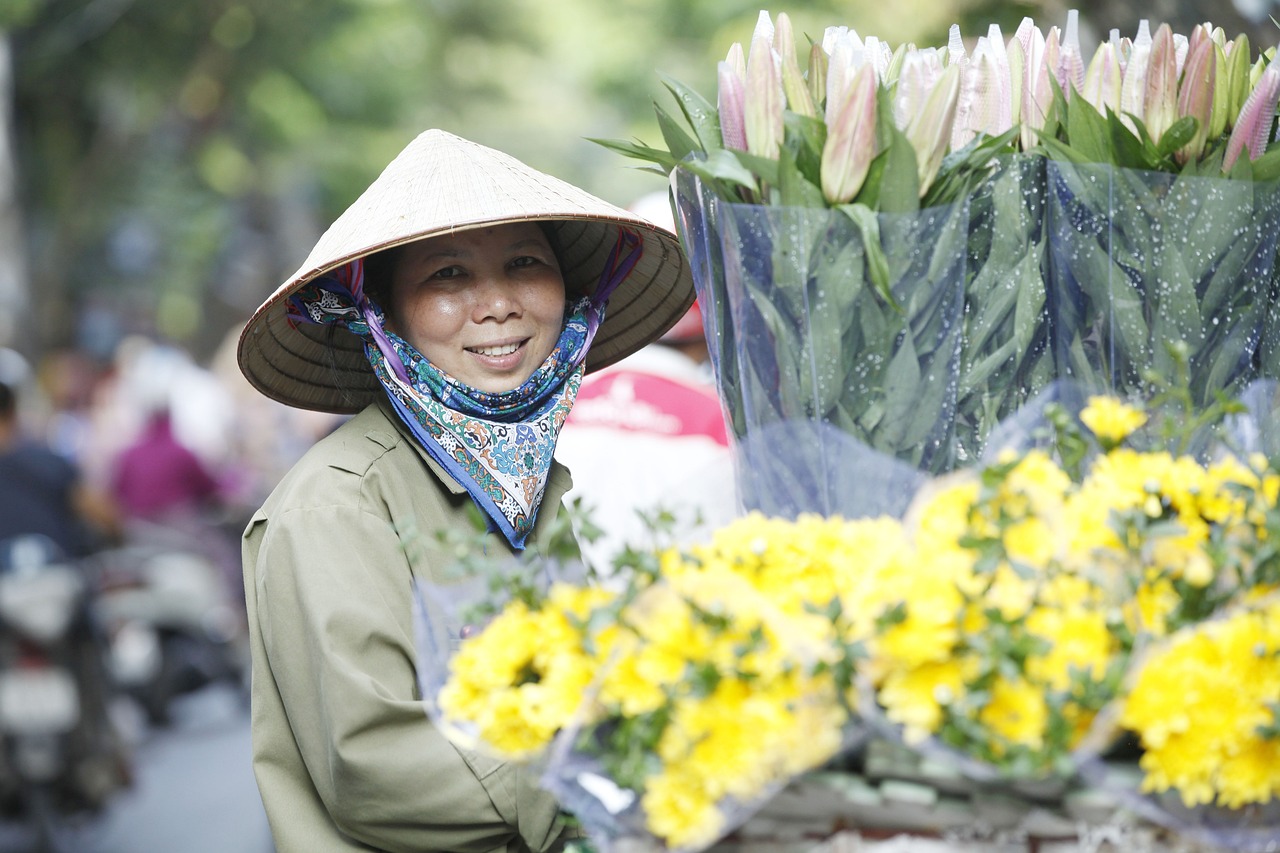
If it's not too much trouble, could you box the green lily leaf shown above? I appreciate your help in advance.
[655,102,704,166]
[660,73,723,154]
[1155,117,1198,160]
[678,149,759,193]
[588,136,678,172]
[777,145,826,208]
[838,203,897,310]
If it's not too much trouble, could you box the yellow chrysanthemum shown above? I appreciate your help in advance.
[876,657,975,744]
[1080,396,1147,443]
[1122,602,1280,807]
[979,676,1049,753]
[1025,605,1115,694]
[641,768,724,850]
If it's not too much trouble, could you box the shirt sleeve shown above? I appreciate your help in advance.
[253,501,569,853]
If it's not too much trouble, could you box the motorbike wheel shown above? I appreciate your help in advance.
[22,784,76,853]
[141,631,212,727]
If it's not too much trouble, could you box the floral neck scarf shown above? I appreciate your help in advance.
[285,229,642,549]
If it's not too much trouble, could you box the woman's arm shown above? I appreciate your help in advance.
[251,501,569,853]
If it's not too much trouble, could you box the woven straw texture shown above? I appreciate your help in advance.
[238,129,694,413]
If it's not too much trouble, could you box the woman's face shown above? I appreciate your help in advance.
[388,222,566,394]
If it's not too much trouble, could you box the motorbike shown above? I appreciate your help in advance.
[96,530,248,727]
[0,535,131,852]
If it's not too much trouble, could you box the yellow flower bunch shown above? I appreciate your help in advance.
[1120,596,1280,809]
[434,395,1280,846]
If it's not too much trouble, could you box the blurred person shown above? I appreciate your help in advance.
[556,192,738,569]
[106,341,244,604]
[235,129,693,851]
[0,349,120,557]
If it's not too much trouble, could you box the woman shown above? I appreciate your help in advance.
[236,129,693,852]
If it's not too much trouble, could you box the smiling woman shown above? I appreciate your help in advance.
[381,223,567,393]
[233,129,694,852]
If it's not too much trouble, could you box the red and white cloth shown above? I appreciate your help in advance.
[556,345,738,570]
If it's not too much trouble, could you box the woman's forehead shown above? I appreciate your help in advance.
[407,222,552,257]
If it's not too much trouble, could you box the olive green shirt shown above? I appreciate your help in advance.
[242,400,577,853]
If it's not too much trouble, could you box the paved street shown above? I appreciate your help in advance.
[0,684,273,852]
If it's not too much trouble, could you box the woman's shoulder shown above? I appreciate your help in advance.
[261,404,420,512]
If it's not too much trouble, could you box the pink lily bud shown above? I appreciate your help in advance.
[1020,27,1057,150]
[774,12,817,118]
[725,41,747,82]
[1043,27,1063,89]
[821,63,879,204]
[1082,42,1123,116]
[1059,10,1086,96]
[808,42,828,111]
[745,33,784,161]
[826,29,866,121]
[895,48,943,130]
[1176,36,1216,164]
[752,10,775,47]
[1144,24,1178,143]
[1223,61,1280,173]
[1013,17,1037,63]
[1187,23,1209,57]
[718,60,748,151]
[1119,20,1153,134]
[907,63,963,195]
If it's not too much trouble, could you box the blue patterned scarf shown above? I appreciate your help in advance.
[285,229,642,549]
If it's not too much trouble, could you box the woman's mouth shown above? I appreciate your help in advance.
[466,340,525,358]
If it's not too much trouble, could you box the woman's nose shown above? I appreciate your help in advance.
[471,276,521,322]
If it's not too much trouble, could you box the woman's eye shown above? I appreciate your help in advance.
[430,265,463,280]
[510,256,539,269]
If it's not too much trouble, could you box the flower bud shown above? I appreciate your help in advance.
[1226,35,1253,130]
[895,48,943,130]
[745,32,784,160]
[774,12,817,119]
[985,23,1013,128]
[1119,20,1152,134]
[808,43,828,111]
[885,42,910,88]
[1006,35,1026,126]
[718,60,748,151]
[961,37,1011,140]
[1208,42,1230,140]
[1020,26,1055,149]
[1224,61,1280,173]
[1176,36,1216,164]
[821,63,879,204]
[1082,42,1123,116]
[1144,24,1178,143]
[726,41,746,82]
[1059,10,1086,96]
[907,62,962,195]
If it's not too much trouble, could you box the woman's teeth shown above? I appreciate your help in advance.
[469,342,521,357]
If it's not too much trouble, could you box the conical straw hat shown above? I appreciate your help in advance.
[237,129,694,413]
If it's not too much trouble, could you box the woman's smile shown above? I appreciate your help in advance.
[388,223,566,393]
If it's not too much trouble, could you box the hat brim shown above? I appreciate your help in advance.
[236,130,694,414]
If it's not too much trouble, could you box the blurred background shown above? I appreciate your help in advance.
[0,0,1275,850]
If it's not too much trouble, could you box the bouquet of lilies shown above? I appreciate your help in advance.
[598,9,1280,517]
